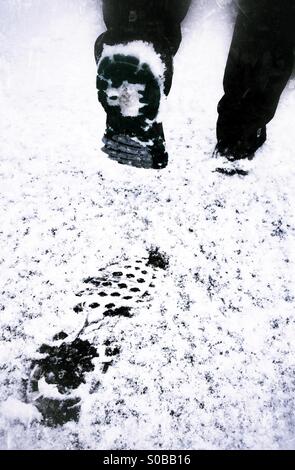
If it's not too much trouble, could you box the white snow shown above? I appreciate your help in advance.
[99,41,166,83]
[106,82,146,117]
[0,0,295,451]
[0,398,41,424]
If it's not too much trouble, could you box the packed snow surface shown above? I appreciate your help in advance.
[0,0,295,450]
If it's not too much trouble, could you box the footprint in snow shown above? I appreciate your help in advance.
[26,248,169,426]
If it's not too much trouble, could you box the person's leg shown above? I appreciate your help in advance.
[100,0,191,51]
[95,1,192,169]
[216,0,295,160]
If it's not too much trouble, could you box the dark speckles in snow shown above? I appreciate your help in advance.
[75,291,84,298]
[98,292,108,297]
[103,307,132,318]
[147,247,169,270]
[36,339,99,391]
[105,346,120,357]
[83,277,102,287]
[75,288,95,297]
[89,302,100,309]
[112,272,123,277]
[36,398,81,427]
[102,362,113,374]
[205,372,213,383]
[73,303,84,313]
[105,303,116,309]
[271,220,286,239]
[53,331,68,341]
[118,283,127,289]
[102,281,113,287]
[28,338,99,426]
[215,167,249,177]
[271,319,280,329]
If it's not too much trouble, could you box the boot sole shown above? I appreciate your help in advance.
[96,53,162,138]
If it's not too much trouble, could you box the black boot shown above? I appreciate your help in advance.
[96,45,169,169]
[214,126,267,161]
[215,0,295,163]
[95,0,191,169]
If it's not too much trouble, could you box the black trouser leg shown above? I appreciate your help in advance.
[217,0,295,152]
[101,0,191,53]
[95,0,192,95]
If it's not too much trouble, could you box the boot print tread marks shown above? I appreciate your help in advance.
[27,249,169,426]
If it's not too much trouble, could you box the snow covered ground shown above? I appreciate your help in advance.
[0,0,295,450]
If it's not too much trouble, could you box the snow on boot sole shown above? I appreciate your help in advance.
[96,44,168,169]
